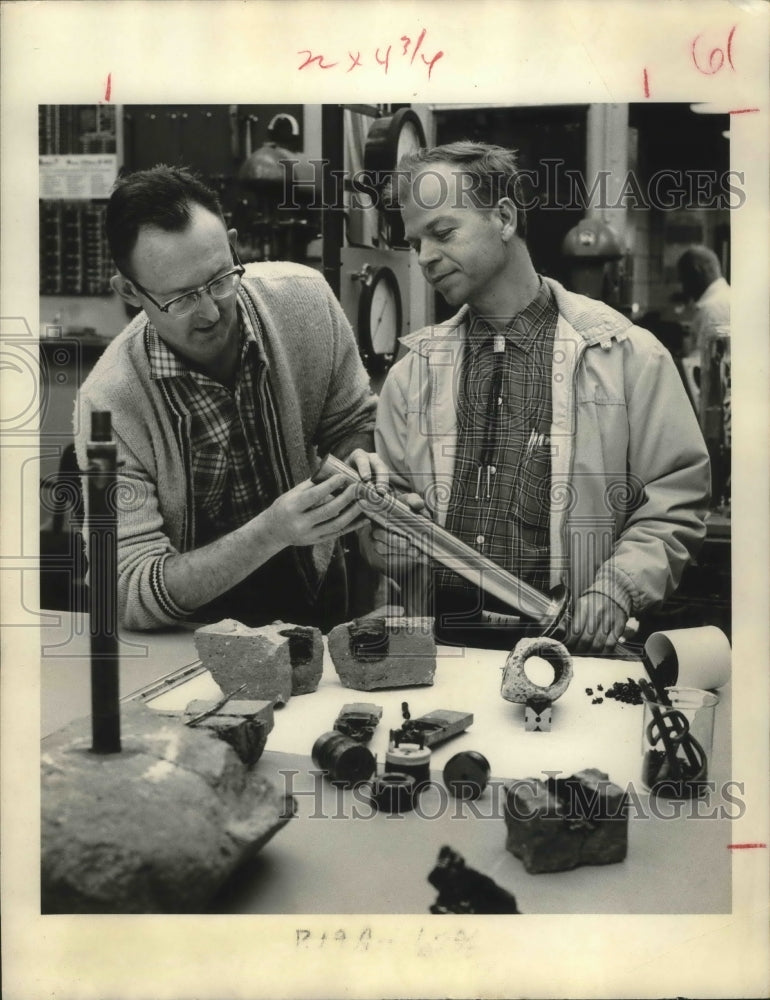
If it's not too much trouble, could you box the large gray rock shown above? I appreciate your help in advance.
[41,701,294,913]
[194,619,322,705]
[328,617,436,690]
[504,768,628,874]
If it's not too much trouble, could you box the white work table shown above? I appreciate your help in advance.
[41,612,733,914]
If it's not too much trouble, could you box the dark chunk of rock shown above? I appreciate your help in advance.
[193,619,297,705]
[504,767,628,874]
[182,698,274,766]
[328,617,436,690]
[41,701,294,913]
[428,845,520,914]
[276,624,324,694]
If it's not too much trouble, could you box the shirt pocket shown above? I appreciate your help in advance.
[510,441,551,545]
[191,442,229,518]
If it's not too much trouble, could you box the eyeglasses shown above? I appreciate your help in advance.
[125,246,245,318]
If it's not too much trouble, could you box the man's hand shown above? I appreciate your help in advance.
[359,490,430,575]
[345,448,391,490]
[265,474,363,548]
[568,592,629,656]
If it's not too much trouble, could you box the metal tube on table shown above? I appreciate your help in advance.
[315,455,570,638]
[87,410,121,753]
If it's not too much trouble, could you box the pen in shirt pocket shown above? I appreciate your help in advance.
[524,428,537,462]
[524,428,548,461]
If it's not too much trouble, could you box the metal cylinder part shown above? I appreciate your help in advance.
[443,751,491,800]
[311,731,376,785]
[385,742,431,790]
[368,772,418,813]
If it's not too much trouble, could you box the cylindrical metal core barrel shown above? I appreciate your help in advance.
[311,731,376,785]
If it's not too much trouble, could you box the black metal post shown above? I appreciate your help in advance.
[87,410,121,753]
[321,104,344,298]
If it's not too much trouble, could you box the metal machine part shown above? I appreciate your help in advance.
[333,702,383,743]
[443,751,491,801]
[311,731,376,786]
[313,454,571,639]
[399,708,474,748]
[385,741,431,790]
[367,772,418,813]
[428,846,521,915]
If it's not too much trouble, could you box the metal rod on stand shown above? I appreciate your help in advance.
[315,454,571,639]
[87,410,121,753]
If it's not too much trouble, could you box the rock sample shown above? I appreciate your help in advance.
[328,617,437,690]
[428,845,521,914]
[277,624,324,694]
[181,698,274,766]
[504,768,628,874]
[501,636,573,705]
[41,701,294,913]
[193,619,324,704]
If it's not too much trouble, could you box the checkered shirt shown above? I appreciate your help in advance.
[146,301,278,544]
[437,278,557,608]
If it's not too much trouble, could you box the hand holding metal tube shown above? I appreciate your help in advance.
[313,454,571,639]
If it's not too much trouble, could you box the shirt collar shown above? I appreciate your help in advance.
[147,295,265,381]
[466,278,553,353]
[696,276,729,308]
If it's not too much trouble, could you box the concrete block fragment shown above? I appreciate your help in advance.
[41,701,294,913]
[182,698,274,766]
[327,617,437,691]
[504,767,628,874]
[193,619,297,705]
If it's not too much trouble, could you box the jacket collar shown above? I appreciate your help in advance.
[399,276,634,357]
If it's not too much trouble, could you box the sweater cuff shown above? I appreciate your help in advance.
[150,553,195,621]
[583,564,636,618]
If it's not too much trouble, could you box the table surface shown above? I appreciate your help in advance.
[41,612,733,914]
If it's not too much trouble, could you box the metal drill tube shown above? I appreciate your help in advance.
[317,455,561,628]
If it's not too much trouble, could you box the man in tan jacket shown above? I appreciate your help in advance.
[372,142,710,654]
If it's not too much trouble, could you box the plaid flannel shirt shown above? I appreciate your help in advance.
[437,278,558,606]
[146,303,277,544]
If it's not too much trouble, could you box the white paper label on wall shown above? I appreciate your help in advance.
[39,154,118,199]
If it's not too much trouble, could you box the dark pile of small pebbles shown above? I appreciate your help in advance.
[586,677,644,706]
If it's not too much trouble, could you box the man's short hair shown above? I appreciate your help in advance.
[393,141,528,239]
[106,165,225,276]
[677,245,722,294]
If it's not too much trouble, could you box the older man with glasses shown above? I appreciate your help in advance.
[75,165,386,631]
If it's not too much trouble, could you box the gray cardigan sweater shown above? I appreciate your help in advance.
[75,262,376,630]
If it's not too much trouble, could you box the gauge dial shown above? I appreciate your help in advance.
[363,109,427,249]
[357,265,402,375]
